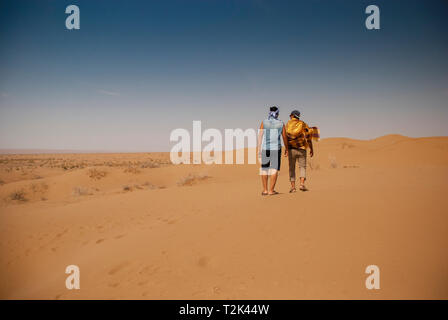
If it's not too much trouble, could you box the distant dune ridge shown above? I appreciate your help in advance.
[0,134,447,299]
[0,149,114,155]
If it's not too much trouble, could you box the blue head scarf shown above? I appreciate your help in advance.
[268,109,279,120]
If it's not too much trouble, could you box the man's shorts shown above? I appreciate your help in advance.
[260,149,281,175]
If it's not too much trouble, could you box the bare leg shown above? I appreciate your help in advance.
[299,177,308,191]
[261,175,268,194]
[290,180,296,190]
[268,172,278,194]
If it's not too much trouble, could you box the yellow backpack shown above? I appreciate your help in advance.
[286,119,309,149]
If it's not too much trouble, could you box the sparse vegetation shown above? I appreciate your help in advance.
[177,173,210,186]
[73,186,92,196]
[9,189,27,202]
[88,168,107,180]
[143,182,159,190]
[341,142,355,149]
[140,161,160,169]
[122,185,132,192]
[0,155,171,181]
[343,165,360,169]
[30,182,48,193]
[329,156,338,169]
[124,166,141,174]
[123,184,145,192]
[310,162,320,170]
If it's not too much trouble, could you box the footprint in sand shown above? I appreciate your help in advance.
[114,234,126,239]
[197,256,209,267]
[108,262,130,275]
[108,282,119,288]
[96,239,105,244]
[138,280,149,286]
[138,265,159,276]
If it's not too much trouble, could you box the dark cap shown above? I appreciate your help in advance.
[290,110,301,119]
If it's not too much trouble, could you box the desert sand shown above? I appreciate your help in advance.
[0,134,447,299]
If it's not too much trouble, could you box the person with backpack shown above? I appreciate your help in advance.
[285,110,315,192]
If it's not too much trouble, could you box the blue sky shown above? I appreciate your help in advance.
[0,0,447,151]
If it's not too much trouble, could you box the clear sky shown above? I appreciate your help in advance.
[0,0,447,151]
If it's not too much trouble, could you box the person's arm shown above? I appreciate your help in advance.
[282,124,289,156]
[305,123,314,157]
[308,139,314,157]
[257,122,264,158]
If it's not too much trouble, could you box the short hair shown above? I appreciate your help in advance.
[270,106,278,112]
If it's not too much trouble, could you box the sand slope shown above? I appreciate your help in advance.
[0,135,447,299]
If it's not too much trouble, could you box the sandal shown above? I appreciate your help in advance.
[261,191,269,196]
[299,185,308,191]
[289,188,296,193]
[268,191,279,195]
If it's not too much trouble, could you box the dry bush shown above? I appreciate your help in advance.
[310,163,320,170]
[123,184,145,192]
[140,161,160,169]
[122,185,132,192]
[9,189,27,202]
[177,173,210,186]
[88,168,107,180]
[124,166,141,174]
[143,182,159,190]
[343,165,360,169]
[341,142,355,149]
[30,182,48,193]
[73,186,92,196]
[329,156,338,169]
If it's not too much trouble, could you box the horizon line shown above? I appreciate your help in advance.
[1,134,447,155]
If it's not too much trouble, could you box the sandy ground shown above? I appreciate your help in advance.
[0,134,447,299]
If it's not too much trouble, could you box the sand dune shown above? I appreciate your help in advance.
[0,135,447,299]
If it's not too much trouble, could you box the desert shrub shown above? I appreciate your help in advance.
[10,189,27,202]
[329,156,338,169]
[343,165,360,169]
[123,184,145,192]
[88,168,107,180]
[124,166,141,174]
[177,173,210,186]
[143,182,159,190]
[311,163,320,170]
[140,161,160,169]
[341,142,355,149]
[123,185,132,192]
[30,182,48,193]
[73,186,92,196]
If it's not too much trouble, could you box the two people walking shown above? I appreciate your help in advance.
[257,106,317,195]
